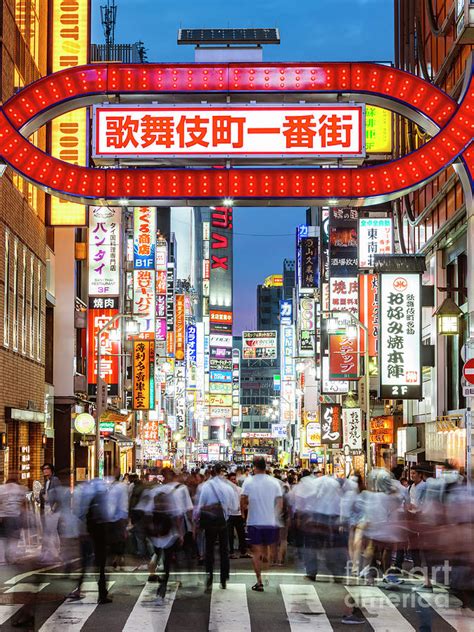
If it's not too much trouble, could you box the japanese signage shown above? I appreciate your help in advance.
[50,0,89,226]
[175,364,186,432]
[210,310,233,324]
[133,269,155,333]
[365,106,392,153]
[209,394,232,407]
[87,303,119,396]
[303,411,321,451]
[210,207,233,310]
[232,348,241,426]
[210,382,232,394]
[370,416,394,444]
[242,330,278,360]
[166,264,175,355]
[342,408,363,453]
[299,237,319,291]
[93,105,365,158]
[272,423,288,438]
[210,370,232,383]
[359,273,379,356]
[175,295,185,361]
[359,218,393,269]
[210,334,233,348]
[329,334,359,380]
[321,356,349,394]
[329,208,358,277]
[133,340,154,410]
[88,206,121,296]
[280,299,293,326]
[299,298,316,357]
[320,403,342,445]
[133,207,156,269]
[209,358,232,371]
[329,277,359,315]
[142,420,159,441]
[281,325,295,378]
[379,273,422,399]
[186,323,197,364]
[320,208,330,283]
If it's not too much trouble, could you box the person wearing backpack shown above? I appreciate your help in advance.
[145,468,193,605]
[195,463,236,591]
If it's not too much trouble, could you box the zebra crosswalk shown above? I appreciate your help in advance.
[0,573,472,631]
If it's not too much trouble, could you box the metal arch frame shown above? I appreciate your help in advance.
[0,60,471,207]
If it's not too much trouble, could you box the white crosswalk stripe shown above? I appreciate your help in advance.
[0,604,23,625]
[38,581,115,632]
[415,590,474,632]
[209,583,251,632]
[346,585,416,631]
[281,584,332,631]
[5,582,49,593]
[122,581,179,632]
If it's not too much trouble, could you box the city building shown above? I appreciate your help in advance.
[394,0,473,475]
[257,276,283,331]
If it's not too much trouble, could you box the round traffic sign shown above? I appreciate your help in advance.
[463,358,474,385]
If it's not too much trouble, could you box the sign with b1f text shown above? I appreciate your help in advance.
[379,273,421,399]
[93,105,365,158]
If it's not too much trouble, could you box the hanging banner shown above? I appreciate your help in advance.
[379,273,422,399]
[133,340,155,410]
[87,299,120,396]
[299,237,319,291]
[329,276,359,315]
[320,403,342,445]
[329,334,359,380]
[329,208,358,277]
[133,207,156,269]
[88,207,121,296]
[166,264,175,356]
[175,295,186,361]
[342,408,363,453]
[133,269,155,334]
[359,273,379,356]
[359,217,393,269]
[299,297,316,356]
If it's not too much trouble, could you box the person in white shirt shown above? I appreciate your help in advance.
[195,463,236,591]
[227,471,250,558]
[108,471,129,570]
[241,457,283,592]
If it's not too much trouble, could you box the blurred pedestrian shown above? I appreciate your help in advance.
[0,476,26,563]
[39,463,61,563]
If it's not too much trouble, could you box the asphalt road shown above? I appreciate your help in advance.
[0,552,471,631]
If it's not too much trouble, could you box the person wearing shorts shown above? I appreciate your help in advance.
[241,457,283,592]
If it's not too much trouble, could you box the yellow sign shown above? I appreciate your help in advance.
[133,340,154,410]
[50,0,89,226]
[365,106,392,154]
[303,411,321,449]
[263,274,283,287]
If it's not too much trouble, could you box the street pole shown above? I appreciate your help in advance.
[363,324,371,473]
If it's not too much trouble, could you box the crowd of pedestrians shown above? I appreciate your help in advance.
[0,458,473,625]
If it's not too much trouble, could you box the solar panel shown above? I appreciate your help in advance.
[177,28,280,45]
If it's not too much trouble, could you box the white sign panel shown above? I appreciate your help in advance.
[242,330,277,359]
[271,423,288,438]
[329,277,358,314]
[93,105,365,158]
[210,334,233,348]
[359,218,393,269]
[133,269,155,333]
[321,356,349,394]
[342,408,363,452]
[379,273,422,399]
[88,206,121,295]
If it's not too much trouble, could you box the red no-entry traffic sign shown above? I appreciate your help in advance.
[463,358,474,385]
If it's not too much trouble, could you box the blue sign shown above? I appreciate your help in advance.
[280,299,293,326]
[186,324,197,364]
[297,224,309,239]
[210,370,232,383]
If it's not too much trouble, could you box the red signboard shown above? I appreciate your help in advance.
[463,358,474,385]
[87,307,120,394]
[329,333,358,380]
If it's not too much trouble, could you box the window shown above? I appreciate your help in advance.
[12,239,19,351]
[36,261,42,361]
[3,229,10,347]
[29,254,35,358]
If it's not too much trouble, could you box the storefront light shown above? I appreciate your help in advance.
[345,324,358,339]
[434,297,463,336]
[126,318,140,335]
[327,317,339,333]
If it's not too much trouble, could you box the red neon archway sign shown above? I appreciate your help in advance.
[0,60,471,205]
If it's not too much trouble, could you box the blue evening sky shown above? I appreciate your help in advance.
[91,0,394,333]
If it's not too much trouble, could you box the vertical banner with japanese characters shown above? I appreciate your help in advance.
[359,273,379,356]
[379,273,422,399]
[329,334,359,380]
[133,208,156,335]
[133,340,155,410]
[342,408,363,453]
[329,208,358,277]
[175,295,186,361]
[87,297,120,396]
[166,263,175,357]
[359,218,393,269]
[186,323,197,389]
[155,239,168,346]
[299,297,316,356]
[320,403,342,445]
[302,411,321,458]
[88,207,121,296]
[299,237,319,291]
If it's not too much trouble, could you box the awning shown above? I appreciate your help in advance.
[100,409,131,424]
[406,447,425,464]
[107,432,134,449]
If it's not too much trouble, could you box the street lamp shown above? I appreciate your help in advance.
[95,313,139,478]
[434,297,463,335]
[323,310,372,472]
